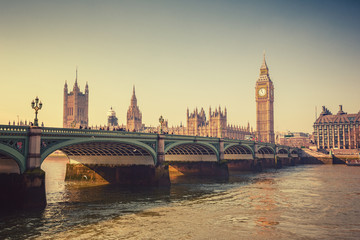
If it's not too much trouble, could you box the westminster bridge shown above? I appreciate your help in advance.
[0,125,299,209]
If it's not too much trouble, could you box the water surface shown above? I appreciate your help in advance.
[1,158,359,240]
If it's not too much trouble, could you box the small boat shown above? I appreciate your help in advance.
[346,159,360,166]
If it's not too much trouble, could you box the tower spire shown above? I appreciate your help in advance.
[73,67,79,92]
[85,81,89,94]
[262,51,266,67]
[260,51,269,75]
[75,66,78,85]
[64,80,68,94]
[131,85,137,106]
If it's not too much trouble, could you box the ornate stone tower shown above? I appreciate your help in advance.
[209,106,227,138]
[255,54,274,143]
[187,108,206,136]
[127,86,142,131]
[63,69,89,128]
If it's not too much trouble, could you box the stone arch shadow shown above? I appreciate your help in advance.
[0,143,25,173]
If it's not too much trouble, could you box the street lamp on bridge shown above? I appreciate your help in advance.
[31,96,43,127]
[159,115,164,134]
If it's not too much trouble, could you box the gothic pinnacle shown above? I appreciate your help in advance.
[261,51,268,70]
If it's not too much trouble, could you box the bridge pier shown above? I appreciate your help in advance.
[168,162,229,180]
[227,160,253,171]
[261,158,275,169]
[293,156,302,165]
[277,157,294,166]
[276,156,283,168]
[252,157,262,172]
[0,168,46,211]
[157,134,166,165]
[0,127,46,210]
[65,163,170,186]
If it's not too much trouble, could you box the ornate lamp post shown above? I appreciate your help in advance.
[31,96,43,127]
[159,115,164,134]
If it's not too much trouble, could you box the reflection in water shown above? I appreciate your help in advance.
[0,157,360,240]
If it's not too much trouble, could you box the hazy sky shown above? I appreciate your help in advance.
[1,0,359,133]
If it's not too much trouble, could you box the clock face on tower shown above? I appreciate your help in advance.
[258,87,266,97]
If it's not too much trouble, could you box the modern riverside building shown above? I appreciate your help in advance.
[255,54,275,143]
[313,105,360,149]
[63,69,89,128]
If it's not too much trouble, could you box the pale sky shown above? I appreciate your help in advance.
[1,0,359,133]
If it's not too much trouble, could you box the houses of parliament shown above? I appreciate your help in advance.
[63,55,275,143]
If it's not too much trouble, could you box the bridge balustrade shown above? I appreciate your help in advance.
[41,127,157,138]
[0,125,29,133]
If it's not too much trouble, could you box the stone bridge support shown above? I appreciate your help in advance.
[157,134,165,165]
[0,127,46,210]
[27,127,42,169]
[219,138,224,161]
[154,134,170,185]
[253,144,263,171]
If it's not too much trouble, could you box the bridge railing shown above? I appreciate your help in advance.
[41,127,158,138]
[164,134,219,141]
[0,125,30,134]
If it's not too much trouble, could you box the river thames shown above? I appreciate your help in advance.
[1,157,359,240]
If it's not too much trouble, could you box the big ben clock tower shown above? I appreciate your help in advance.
[255,53,275,143]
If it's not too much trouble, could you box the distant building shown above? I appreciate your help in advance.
[255,54,275,143]
[313,105,360,149]
[107,107,118,127]
[276,132,313,148]
[186,107,227,137]
[63,69,89,128]
[163,107,253,140]
[126,86,143,131]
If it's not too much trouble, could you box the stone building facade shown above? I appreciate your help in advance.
[162,107,253,140]
[313,105,360,149]
[63,70,89,128]
[255,54,275,143]
[126,86,143,131]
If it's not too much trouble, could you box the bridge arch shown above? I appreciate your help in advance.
[278,148,289,154]
[41,138,157,165]
[224,144,254,155]
[0,144,25,173]
[257,146,275,154]
[165,141,219,162]
[291,149,298,154]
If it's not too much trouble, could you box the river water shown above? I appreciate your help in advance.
[1,157,360,240]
